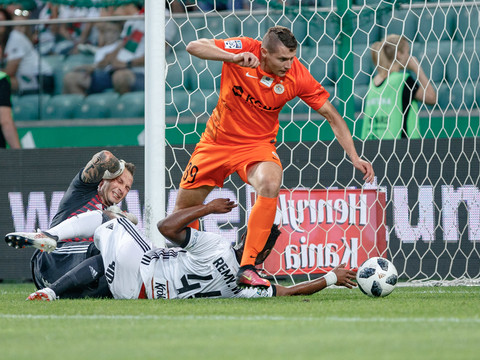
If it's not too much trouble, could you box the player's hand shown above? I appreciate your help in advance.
[332,263,357,289]
[352,158,375,184]
[206,198,237,214]
[103,159,126,180]
[232,52,260,68]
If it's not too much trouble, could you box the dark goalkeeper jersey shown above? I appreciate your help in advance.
[50,170,105,242]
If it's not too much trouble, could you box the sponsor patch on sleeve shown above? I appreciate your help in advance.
[224,40,242,49]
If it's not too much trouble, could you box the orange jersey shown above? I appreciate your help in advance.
[201,37,330,145]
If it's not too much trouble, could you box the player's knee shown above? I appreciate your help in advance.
[112,69,135,94]
[255,180,281,197]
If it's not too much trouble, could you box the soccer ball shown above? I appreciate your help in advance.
[356,257,398,297]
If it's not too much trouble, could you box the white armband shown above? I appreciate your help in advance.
[103,159,125,180]
[324,271,337,287]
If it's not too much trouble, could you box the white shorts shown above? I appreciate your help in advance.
[94,218,153,299]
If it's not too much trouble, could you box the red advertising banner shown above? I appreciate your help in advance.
[254,189,387,276]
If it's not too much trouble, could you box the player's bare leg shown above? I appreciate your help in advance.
[174,185,215,230]
[237,161,282,288]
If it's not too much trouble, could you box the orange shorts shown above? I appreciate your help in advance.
[180,140,282,189]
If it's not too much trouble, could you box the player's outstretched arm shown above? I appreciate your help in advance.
[316,101,375,183]
[186,38,259,68]
[157,198,237,246]
[82,150,124,183]
[275,264,357,296]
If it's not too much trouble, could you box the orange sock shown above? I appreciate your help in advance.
[240,195,278,267]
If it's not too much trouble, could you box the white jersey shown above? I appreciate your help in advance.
[94,219,274,300]
[94,217,152,299]
[4,30,53,92]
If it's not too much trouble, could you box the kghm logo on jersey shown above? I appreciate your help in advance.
[232,85,281,112]
[224,40,242,49]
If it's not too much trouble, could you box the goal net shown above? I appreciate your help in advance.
[164,0,480,285]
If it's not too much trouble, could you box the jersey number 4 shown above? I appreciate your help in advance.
[177,274,221,298]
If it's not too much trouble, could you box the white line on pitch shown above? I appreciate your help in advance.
[1,314,479,323]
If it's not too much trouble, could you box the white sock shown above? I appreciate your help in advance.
[48,210,104,241]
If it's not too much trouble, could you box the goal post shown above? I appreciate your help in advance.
[163,0,480,285]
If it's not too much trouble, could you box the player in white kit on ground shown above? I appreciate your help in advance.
[25,198,357,301]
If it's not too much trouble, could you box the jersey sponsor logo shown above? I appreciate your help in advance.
[245,72,258,79]
[106,223,114,230]
[224,40,242,49]
[260,76,274,87]
[155,281,167,299]
[231,85,282,113]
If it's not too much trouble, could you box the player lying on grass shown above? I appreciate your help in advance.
[5,150,135,299]
[24,198,357,301]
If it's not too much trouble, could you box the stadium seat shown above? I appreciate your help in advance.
[188,90,209,116]
[176,16,207,45]
[77,92,119,119]
[447,41,480,83]
[166,58,190,91]
[42,94,84,120]
[240,14,271,40]
[52,54,94,95]
[202,15,230,38]
[300,45,336,86]
[306,12,337,47]
[353,44,374,86]
[415,7,455,43]
[224,14,241,37]
[450,80,476,110]
[167,88,188,117]
[351,9,381,45]
[110,91,144,118]
[269,14,308,45]
[187,56,222,91]
[380,9,418,41]
[42,54,65,94]
[62,53,95,72]
[12,94,51,121]
[454,5,480,41]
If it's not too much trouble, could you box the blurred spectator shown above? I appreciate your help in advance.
[361,34,437,140]
[62,21,122,95]
[63,3,144,95]
[31,1,58,55]
[0,71,20,149]
[0,8,53,95]
[197,0,247,11]
[53,2,101,55]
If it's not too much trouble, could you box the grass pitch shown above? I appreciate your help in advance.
[1,283,479,360]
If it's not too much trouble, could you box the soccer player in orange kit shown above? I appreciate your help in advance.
[175,26,375,288]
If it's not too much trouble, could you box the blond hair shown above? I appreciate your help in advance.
[372,34,409,72]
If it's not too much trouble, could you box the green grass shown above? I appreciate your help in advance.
[1,283,479,360]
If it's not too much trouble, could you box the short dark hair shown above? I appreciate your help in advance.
[125,162,136,177]
[262,26,297,53]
